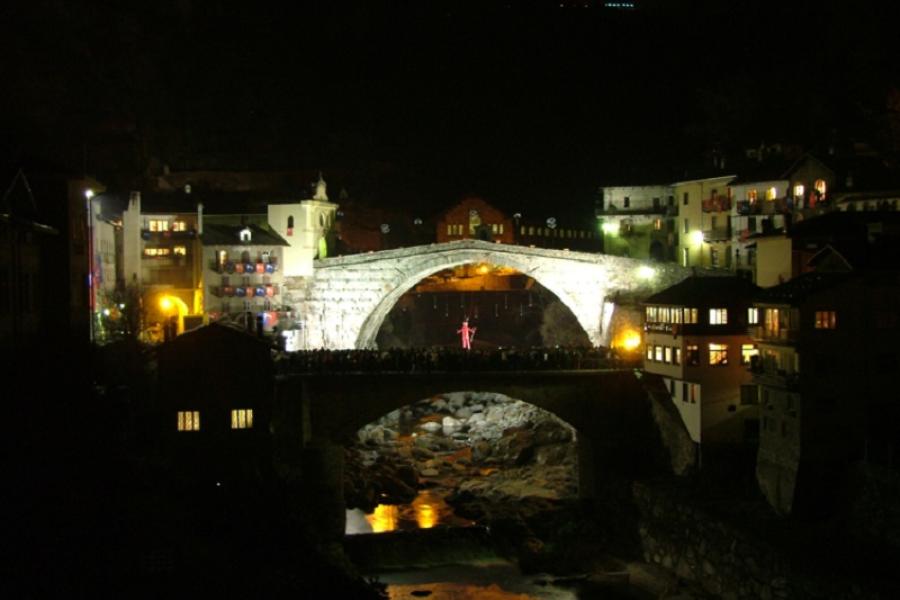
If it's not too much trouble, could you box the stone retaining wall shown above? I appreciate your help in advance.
[632,482,879,600]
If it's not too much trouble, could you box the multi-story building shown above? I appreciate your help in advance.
[595,184,676,260]
[672,175,735,269]
[201,223,288,333]
[750,268,899,515]
[643,276,760,449]
[436,196,515,244]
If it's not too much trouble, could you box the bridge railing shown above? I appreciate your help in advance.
[274,347,641,375]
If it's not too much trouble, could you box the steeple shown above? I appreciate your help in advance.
[314,171,328,201]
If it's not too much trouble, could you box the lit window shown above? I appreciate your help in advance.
[766,187,777,201]
[231,409,254,429]
[764,308,781,336]
[499,224,504,234]
[748,307,759,324]
[709,308,728,325]
[655,345,664,362]
[815,310,837,329]
[684,307,698,324]
[664,346,672,363]
[143,247,172,257]
[814,179,827,199]
[686,344,700,366]
[447,224,453,235]
[793,184,805,198]
[741,344,759,365]
[149,219,169,232]
[674,347,682,365]
[177,411,200,431]
[690,384,697,403]
[173,246,186,256]
[747,189,758,202]
[646,306,658,322]
[646,345,653,361]
[654,218,662,230]
[709,343,728,366]
[172,221,187,232]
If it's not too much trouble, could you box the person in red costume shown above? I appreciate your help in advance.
[457,318,476,350]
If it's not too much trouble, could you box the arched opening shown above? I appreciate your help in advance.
[344,392,579,535]
[372,262,591,349]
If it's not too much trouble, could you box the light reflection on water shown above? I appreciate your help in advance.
[354,489,475,534]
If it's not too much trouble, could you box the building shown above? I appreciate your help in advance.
[672,175,736,270]
[596,184,676,260]
[643,276,760,449]
[436,196,515,244]
[201,223,289,333]
[266,173,339,275]
[0,169,58,350]
[750,267,900,515]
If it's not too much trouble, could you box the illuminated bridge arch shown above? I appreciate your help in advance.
[284,239,692,350]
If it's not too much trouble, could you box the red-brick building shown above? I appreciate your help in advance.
[435,196,515,244]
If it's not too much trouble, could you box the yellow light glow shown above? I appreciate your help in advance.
[476,264,490,275]
[602,222,620,235]
[690,230,704,246]
[365,504,399,533]
[617,330,642,351]
[159,296,173,311]
[636,265,655,280]
[414,497,438,529]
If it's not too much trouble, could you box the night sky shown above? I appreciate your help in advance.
[2,1,898,215]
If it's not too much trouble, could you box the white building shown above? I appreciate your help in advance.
[267,173,338,277]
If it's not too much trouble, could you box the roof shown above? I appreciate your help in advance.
[200,223,289,246]
[644,276,759,306]
[754,271,854,305]
[728,157,796,185]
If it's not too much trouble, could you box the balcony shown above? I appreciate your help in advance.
[702,226,731,242]
[736,200,762,215]
[209,284,280,298]
[209,258,279,274]
[702,196,731,213]
[750,326,798,344]
[597,204,667,216]
[141,229,197,241]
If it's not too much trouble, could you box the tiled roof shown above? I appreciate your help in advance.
[644,276,759,306]
[200,223,289,246]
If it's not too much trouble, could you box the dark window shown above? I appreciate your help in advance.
[652,197,660,209]
[623,197,630,208]
[683,192,689,205]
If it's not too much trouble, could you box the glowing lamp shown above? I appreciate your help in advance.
[637,265,656,280]
[84,189,95,199]
[601,222,620,235]
[159,296,173,311]
[476,264,490,275]
[690,230,704,246]
[621,331,641,351]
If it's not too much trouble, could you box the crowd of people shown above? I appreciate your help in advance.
[273,345,639,374]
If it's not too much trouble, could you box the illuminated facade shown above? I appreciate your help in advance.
[672,175,736,270]
[436,196,514,244]
[596,184,676,260]
[642,276,759,447]
[201,224,288,332]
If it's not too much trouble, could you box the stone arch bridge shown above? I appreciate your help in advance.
[283,240,693,349]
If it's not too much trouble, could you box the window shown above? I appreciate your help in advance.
[173,246,187,256]
[654,218,662,230]
[683,218,689,234]
[709,343,728,366]
[690,384,697,403]
[231,409,254,429]
[674,348,682,365]
[683,307,698,324]
[683,192,689,205]
[655,345,664,362]
[764,308,781,336]
[447,224,453,235]
[172,221,187,232]
[664,346,672,363]
[709,308,728,325]
[624,197,630,208]
[711,248,719,268]
[747,189,758,202]
[682,382,688,402]
[741,344,758,365]
[646,345,653,360]
[765,187,778,201]
[748,307,759,324]
[646,306,658,322]
[686,344,700,366]
[682,247,689,267]
[814,310,837,329]
[814,179,827,199]
[149,219,169,232]
[143,247,171,257]
[177,411,200,431]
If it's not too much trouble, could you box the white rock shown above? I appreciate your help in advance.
[420,421,442,433]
